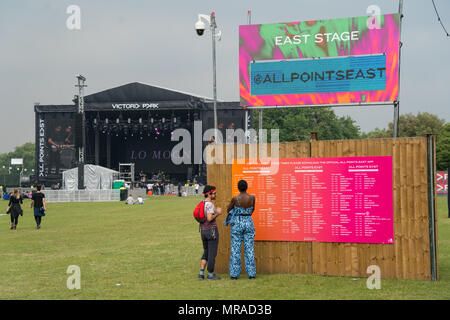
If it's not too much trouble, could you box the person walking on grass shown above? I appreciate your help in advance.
[224,180,256,280]
[198,185,223,281]
[7,189,23,230]
[31,185,46,230]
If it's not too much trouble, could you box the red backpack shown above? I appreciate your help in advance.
[193,200,207,223]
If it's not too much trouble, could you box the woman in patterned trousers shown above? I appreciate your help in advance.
[224,180,256,280]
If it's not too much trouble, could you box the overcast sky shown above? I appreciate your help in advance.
[0,0,449,153]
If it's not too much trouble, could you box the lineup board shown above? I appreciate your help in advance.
[232,157,394,244]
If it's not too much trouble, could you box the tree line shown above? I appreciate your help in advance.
[254,109,449,170]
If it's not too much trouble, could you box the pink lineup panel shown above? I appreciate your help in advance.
[232,156,394,244]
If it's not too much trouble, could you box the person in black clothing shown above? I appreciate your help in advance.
[7,189,23,230]
[31,185,46,230]
[64,125,73,145]
[48,124,65,174]
[198,185,223,280]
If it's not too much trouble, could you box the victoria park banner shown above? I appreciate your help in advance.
[239,13,400,107]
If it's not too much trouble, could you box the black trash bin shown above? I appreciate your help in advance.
[120,188,128,201]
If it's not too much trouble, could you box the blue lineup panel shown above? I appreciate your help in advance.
[250,55,386,96]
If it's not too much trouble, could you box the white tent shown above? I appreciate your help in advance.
[62,165,119,190]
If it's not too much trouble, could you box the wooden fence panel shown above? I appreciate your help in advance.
[207,137,436,280]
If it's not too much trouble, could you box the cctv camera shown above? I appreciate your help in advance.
[195,20,206,36]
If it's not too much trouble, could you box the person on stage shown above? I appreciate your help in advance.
[48,124,65,174]
[31,185,46,229]
[198,185,222,280]
[224,180,256,280]
[7,189,23,230]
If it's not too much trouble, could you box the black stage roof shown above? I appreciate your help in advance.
[35,82,241,113]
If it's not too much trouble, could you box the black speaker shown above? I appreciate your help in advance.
[74,113,83,149]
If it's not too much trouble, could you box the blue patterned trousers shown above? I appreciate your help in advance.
[229,216,256,278]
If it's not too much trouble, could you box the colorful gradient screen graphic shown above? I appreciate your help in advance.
[239,14,400,107]
[232,157,394,244]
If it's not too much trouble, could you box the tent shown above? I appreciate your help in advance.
[62,165,119,190]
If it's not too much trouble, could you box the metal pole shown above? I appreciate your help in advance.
[393,0,404,137]
[211,12,218,142]
[259,108,263,132]
[257,5,262,136]
[426,134,438,281]
[244,10,251,144]
[393,101,399,137]
[257,2,262,135]
[76,75,87,190]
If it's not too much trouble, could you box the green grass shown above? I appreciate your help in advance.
[0,195,449,300]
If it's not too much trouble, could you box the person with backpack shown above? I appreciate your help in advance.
[194,185,222,280]
[224,180,256,280]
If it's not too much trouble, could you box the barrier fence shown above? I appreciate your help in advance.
[206,137,438,280]
[43,189,120,203]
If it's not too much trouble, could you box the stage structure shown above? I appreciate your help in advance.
[119,163,135,186]
[34,82,252,186]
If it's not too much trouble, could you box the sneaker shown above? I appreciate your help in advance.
[230,277,238,280]
[249,276,256,280]
[37,225,40,230]
[207,274,221,280]
[198,274,204,280]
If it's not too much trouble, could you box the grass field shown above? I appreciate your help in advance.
[0,195,449,300]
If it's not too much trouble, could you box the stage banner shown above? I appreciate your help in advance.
[239,13,400,107]
[232,156,394,244]
[437,171,448,195]
[35,112,76,180]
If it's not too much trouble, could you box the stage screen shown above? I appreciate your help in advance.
[232,156,394,244]
[122,135,187,175]
[36,112,76,179]
[239,13,400,107]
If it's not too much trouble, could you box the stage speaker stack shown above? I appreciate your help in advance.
[74,113,83,150]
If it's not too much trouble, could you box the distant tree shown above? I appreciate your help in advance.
[359,127,390,139]
[0,143,35,174]
[362,112,448,170]
[436,123,450,171]
[363,112,445,138]
[254,107,361,142]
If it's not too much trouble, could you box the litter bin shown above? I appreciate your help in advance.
[119,188,128,201]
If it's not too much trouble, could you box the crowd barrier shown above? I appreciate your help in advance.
[146,186,204,196]
[43,189,120,203]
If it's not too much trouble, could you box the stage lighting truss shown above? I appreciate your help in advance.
[88,112,187,138]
